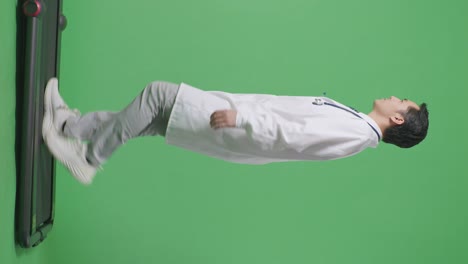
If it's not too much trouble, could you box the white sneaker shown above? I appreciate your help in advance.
[43,78,98,185]
[45,78,81,134]
[43,125,97,184]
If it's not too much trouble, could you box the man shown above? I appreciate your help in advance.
[42,78,429,185]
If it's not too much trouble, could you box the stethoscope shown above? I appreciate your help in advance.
[312,98,381,141]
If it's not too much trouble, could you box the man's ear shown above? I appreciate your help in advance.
[390,113,405,125]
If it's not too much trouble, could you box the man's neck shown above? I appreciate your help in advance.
[368,111,389,135]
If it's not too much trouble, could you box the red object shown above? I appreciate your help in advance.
[23,0,42,17]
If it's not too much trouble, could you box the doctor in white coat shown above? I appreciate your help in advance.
[42,79,429,185]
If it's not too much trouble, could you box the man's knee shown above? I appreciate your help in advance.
[146,81,180,95]
[147,81,165,92]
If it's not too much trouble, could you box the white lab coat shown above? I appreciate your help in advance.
[165,83,381,164]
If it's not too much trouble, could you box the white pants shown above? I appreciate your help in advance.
[63,81,179,166]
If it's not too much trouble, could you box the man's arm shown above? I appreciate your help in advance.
[210,106,285,151]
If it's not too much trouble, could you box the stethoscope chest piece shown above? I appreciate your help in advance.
[312,98,324,105]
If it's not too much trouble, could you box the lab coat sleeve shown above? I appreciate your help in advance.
[235,103,287,151]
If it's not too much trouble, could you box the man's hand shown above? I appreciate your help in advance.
[210,110,237,129]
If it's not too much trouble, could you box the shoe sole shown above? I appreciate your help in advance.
[42,78,56,137]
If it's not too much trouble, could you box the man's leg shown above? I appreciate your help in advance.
[63,111,117,141]
[80,81,179,167]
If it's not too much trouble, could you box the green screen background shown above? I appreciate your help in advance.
[2,0,468,263]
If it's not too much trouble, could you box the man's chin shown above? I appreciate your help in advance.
[372,100,383,111]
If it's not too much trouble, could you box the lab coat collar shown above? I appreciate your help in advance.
[321,97,383,142]
[359,112,383,141]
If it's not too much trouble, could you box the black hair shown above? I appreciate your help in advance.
[382,103,429,148]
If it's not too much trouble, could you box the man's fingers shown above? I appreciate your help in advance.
[210,111,226,124]
[210,115,223,123]
[211,121,227,129]
[211,110,229,118]
[211,120,226,128]
[210,117,223,128]
[211,110,221,118]
[210,110,235,129]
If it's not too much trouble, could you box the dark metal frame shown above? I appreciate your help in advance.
[15,0,67,248]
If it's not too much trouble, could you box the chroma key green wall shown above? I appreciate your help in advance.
[2,0,468,264]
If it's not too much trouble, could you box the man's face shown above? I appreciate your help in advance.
[373,96,420,118]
